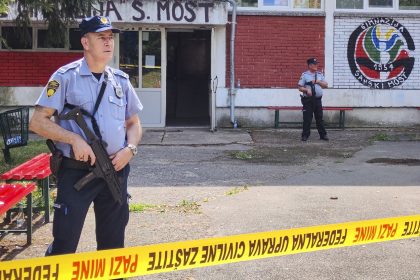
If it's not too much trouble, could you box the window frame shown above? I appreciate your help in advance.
[367,0,394,9]
[260,0,290,9]
[140,29,162,90]
[68,27,84,51]
[236,0,324,10]
[0,24,33,50]
[118,28,162,90]
[0,23,83,51]
[119,29,140,89]
[397,0,420,10]
[335,0,420,11]
[34,27,67,50]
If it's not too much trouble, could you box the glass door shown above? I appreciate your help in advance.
[119,29,165,127]
[119,31,139,87]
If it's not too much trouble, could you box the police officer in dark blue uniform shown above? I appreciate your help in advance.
[29,16,143,256]
[298,58,329,141]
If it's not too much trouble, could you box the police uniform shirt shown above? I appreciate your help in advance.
[298,71,325,98]
[36,58,143,157]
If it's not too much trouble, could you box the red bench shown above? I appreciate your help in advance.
[1,153,51,181]
[0,184,37,216]
[267,106,353,129]
[0,153,52,244]
[0,183,37,244]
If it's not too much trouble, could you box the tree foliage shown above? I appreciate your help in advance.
[1,0,101,46]
[0,0,12,15]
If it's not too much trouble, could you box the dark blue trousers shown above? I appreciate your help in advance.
[46,164,130,256]
[301,97,327,138]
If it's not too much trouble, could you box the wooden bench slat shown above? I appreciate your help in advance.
[267,106,302,110]
[0,183,36,216]
[0,153,47,180]
[23,156,51,180]
[1,153,51,180]
[267,106,353,111]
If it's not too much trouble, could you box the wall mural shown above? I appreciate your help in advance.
[347,18,415,89]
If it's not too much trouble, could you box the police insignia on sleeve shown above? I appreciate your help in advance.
[46,80,60,97]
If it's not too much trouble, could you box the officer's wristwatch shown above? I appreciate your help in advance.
[127,144,138,156]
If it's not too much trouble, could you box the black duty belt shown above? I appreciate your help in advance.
[61,157,92,171]
[301,96,322,100]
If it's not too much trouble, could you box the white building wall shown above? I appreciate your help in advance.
[214,12,420,128]
[334,14,420,89]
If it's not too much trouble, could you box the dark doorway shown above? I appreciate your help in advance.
[166,30,211,126]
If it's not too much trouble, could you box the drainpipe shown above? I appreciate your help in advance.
[223,0,237,128]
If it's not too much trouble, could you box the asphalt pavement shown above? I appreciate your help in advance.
[97,127,420,280]
[2,127,420,280]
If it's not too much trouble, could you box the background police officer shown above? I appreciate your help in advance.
[29,16,143,256]
[298,58,329,141]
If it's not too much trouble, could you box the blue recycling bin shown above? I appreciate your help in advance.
[0,107,29,163]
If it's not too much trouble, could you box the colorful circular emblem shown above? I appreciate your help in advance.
[347,18,415,89]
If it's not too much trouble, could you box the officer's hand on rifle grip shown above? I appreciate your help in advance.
[71,135,96,165]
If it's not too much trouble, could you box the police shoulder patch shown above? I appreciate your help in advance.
[46,80,60,97]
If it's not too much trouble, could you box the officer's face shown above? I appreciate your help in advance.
[82,30,114,63]
[308,63,318,72]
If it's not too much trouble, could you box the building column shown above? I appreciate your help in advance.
[324,0,335,87]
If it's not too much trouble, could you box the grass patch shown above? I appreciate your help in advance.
[231,151,253,160]
[225,186,249,196]
[129,203,157,213]
[370,132,391,142]
[0,139,49,174]
[176,200,201,213]
[229,150,265,160]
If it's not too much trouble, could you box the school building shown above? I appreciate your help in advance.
[1,0,419,129]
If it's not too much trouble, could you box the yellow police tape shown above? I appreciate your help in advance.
[1,215,419,279]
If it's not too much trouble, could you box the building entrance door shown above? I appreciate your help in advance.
[166,30,211,126]
[118,29,165,127]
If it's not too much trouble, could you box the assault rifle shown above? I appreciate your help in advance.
[59,107,123,205]
[305,72,317,100]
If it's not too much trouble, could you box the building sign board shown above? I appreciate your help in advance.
[2,0,228,26]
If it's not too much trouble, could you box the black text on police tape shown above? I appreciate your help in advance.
[71,254,138,280]
[0,264,59,280]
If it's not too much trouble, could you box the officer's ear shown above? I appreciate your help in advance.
[81,35,89,50]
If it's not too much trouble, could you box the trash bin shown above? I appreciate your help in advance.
[0,107,29,163]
